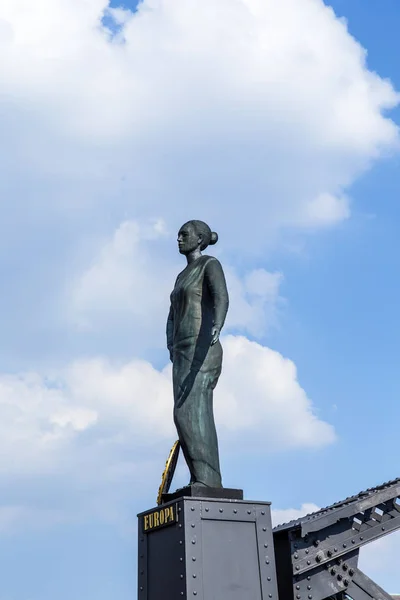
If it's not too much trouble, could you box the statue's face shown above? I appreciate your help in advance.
[177,223,201,255]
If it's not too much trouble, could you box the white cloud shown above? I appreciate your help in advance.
[359,530,400,592]
[225,268,284,337]
[0,0,395,574]
[71,219,284,343]
[70,219,177,341]
[0,333,335,531]
[0,0,398,254]
[271,503,320,527]
[217,336,335,448]
[301,193,350,228]
[0,335,334,484]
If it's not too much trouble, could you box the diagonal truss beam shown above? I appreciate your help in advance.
[273,478,400,600]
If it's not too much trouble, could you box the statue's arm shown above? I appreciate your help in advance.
[206,259,229,343]
[166,305,174,361]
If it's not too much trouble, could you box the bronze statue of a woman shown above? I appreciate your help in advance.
[166,220,229,488]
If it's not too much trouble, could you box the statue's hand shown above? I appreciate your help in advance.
[211,327,220,345]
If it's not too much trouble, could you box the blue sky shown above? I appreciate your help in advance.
[1,0,400,597]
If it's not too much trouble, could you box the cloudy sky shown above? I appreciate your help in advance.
[1,0,400,597]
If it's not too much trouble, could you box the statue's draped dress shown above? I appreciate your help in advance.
[167,255,229,488]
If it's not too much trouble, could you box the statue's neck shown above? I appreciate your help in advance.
[186,249,202,265]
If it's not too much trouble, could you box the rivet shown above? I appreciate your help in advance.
[261,511,265,515]
[180,575,184,579]
[294,553,299,559]
[267,577,271,581]
[337,574,343,581]
[344,579,349,586]
[264,544,268,548]
[179,541,183,545]
[193,592,197,596]
[263,527,267,532]
[192,540,196,544]
[349,568,354,576]
[305,549,309,554]
[266,560,270,565]
[334,547,338,552]
[308,595,312,599]
[180,558,183,562]
[192,557,196,562]
[233,509,238,514]
[296,595,301,599]
[327,550,332,557]
[343,564,348,571]
[219,508,223,513]
[140,587,143,592]
[307,577,311,581]
[296,585,300,590]
[191,524,195,528]
[193,574,197,579]
[269,595,272,599]
[360,536,364,541]
[382,526,386,531]
[307,560,311,565]
[205,507,209,512]
[307,585,311,590]
[351,539,355,543]
[295,566,300,571]
[247,510,251,514]
[343,543,347,548]
[191,507,195,512]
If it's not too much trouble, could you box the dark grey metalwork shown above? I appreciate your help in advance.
[166,220,229,488]
[273,478,400,600]
[138,497,279,600]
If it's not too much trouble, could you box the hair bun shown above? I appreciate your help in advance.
[210,232,218,245]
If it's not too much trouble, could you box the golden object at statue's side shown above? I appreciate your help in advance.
[157,440,180,505]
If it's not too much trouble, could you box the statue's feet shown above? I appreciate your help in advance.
[189,481,208,488]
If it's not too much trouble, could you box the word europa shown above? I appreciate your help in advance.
[143,505,177,532]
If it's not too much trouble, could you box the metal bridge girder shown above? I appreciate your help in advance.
[273,477,400,600]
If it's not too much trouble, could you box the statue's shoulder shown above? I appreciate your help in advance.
[202,255,220,269]
[203,255,225,274]
[202,255,219,265]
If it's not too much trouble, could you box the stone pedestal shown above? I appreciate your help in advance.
[137,495,279,600]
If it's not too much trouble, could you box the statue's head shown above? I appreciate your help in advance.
[178,220,218,255]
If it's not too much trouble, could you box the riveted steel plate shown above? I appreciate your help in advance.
[138,496,278,600]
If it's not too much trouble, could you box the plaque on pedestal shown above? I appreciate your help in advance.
[137,495,279,600]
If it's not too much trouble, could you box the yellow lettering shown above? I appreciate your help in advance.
[143,505,176,533]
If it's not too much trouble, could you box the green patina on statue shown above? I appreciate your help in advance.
[166,220,229,488]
